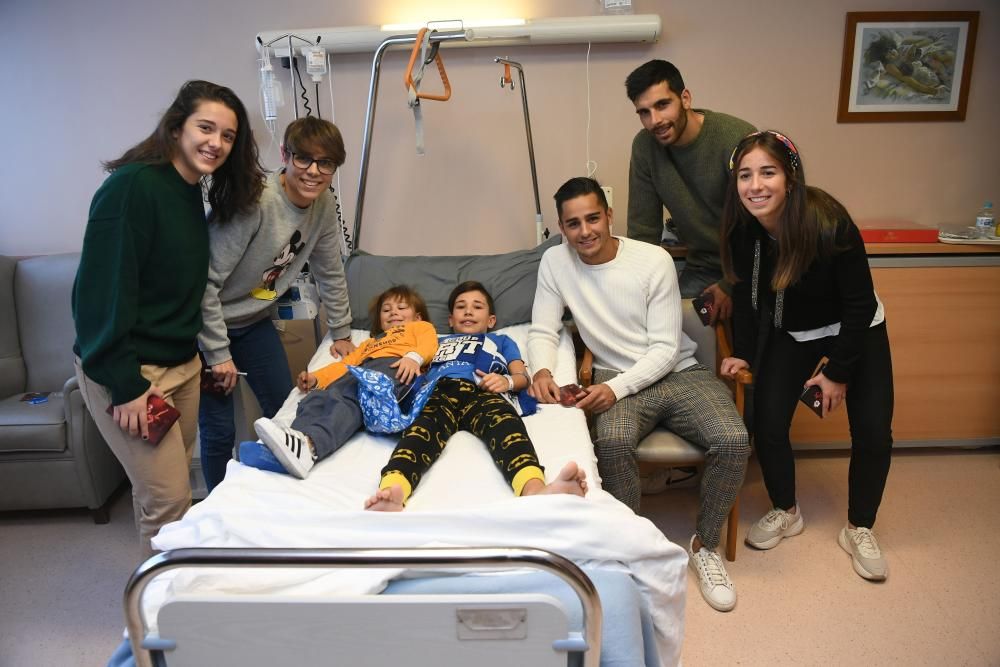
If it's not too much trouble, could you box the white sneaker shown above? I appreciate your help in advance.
[746,506,804,549]
[641,467,700,494]
[253,418,315,479]
[838,525,888,581]
[640,467,670,494]
[687,534,736,612]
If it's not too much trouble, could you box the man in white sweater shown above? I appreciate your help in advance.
[527,177,749,612]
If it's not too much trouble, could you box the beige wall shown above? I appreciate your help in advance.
[1,0,997,257]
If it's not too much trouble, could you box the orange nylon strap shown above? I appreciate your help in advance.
[404,28,452,102]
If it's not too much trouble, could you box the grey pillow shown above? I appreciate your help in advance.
[344,235,562,333]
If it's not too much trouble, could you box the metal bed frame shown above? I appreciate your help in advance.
[124,546,602,667]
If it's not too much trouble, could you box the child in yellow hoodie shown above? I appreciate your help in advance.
[252,286,437,478]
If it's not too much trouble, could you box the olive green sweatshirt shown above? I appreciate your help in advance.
[627,109,756,282]
[73,162,209,404]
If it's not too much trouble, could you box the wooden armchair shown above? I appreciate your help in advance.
[579,300,752,561]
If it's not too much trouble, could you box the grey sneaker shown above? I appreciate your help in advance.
[254,418,315,479]
[838,525,888,581]
[746,507,804,550]
[687,535,736,612]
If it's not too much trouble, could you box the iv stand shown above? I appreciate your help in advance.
[259,33,317,120]
[495,58,547,245]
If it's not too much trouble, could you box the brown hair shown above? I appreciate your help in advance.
[368,285,430,336]
[282,117,346,168]
[102,80,265,223]
[448,281,495,314]
[720,130,847,291]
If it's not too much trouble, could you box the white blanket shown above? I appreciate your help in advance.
[150,325,688,664]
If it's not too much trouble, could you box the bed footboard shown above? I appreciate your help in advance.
[124,546,602,667]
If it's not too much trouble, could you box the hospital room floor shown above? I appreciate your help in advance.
[0,448,997,666]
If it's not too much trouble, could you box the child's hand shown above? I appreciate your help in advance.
[391,357,421,384]
[297,371,318,392]
[475,369,511,393]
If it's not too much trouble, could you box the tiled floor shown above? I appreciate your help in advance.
[1,448,998,666]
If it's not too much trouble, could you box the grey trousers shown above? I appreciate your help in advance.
[592,364,750,550]
[292,356,401,461]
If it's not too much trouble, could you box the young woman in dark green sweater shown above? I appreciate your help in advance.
[72,80,265,557]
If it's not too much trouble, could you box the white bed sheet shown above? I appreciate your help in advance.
[149,324,688,664]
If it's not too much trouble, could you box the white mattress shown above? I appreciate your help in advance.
[149,324,688,664]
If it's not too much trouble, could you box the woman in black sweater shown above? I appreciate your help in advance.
[719,130,893,581]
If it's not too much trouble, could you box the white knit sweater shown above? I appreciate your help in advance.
[528,238,697,400]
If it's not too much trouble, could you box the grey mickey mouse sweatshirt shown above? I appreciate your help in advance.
[198,170,352,366]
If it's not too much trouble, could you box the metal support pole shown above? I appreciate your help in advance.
[495,58,545,244]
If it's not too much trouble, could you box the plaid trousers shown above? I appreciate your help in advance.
[592,364,750,550]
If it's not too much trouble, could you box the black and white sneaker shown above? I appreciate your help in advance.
[253,418,315,479]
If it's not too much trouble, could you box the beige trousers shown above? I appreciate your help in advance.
[75,355,201,560]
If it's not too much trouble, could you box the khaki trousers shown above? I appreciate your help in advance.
[75,355,201,559]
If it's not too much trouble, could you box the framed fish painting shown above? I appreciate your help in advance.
[837,11,979,122]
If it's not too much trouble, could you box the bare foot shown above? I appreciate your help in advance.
[364,484,405,511]
[523,461,588,498]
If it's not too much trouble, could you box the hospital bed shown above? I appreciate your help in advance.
[113,241,689,667]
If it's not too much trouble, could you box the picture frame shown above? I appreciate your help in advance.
[837,11,979,122]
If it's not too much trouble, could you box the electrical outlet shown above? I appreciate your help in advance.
[601,186,614,208]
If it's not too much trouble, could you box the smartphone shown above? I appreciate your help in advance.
[559,383,587,407]
[692,292,715,326]
[106,395,181,445]
[798,363,827,418]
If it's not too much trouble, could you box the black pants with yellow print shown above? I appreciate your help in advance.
[380,378,544,503]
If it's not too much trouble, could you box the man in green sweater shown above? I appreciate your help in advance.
[625,59,756,321]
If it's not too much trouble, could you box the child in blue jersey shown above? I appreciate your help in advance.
[365,281,587,511]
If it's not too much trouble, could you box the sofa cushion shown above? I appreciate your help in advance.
[0,256,26,397]
[15,253,80,392]
[0,394,67,453]
[344,236,562,333]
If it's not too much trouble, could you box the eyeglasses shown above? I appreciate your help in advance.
[289,153,337,175]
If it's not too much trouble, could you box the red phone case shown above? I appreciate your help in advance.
[200,370,228,396]
[798,384,824,418]
[106,395,181,445]
[798,363,827,418]
[692,293,715,326]
[559,384,587,407]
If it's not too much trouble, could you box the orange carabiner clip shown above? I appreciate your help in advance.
[404,28,452,102]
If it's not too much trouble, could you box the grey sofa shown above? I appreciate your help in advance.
[0,253,124,522]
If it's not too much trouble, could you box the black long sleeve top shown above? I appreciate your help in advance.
[730,215,878,384]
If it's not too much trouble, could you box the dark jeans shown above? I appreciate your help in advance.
[753,323,894,528]
[293,356,401,461]
[199,318,292,492]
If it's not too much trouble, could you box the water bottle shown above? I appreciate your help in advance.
[975,201,994,238]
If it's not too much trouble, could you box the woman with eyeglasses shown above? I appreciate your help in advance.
[72,80,265,558]
[719,130,894,582]
[197,116,355,492]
